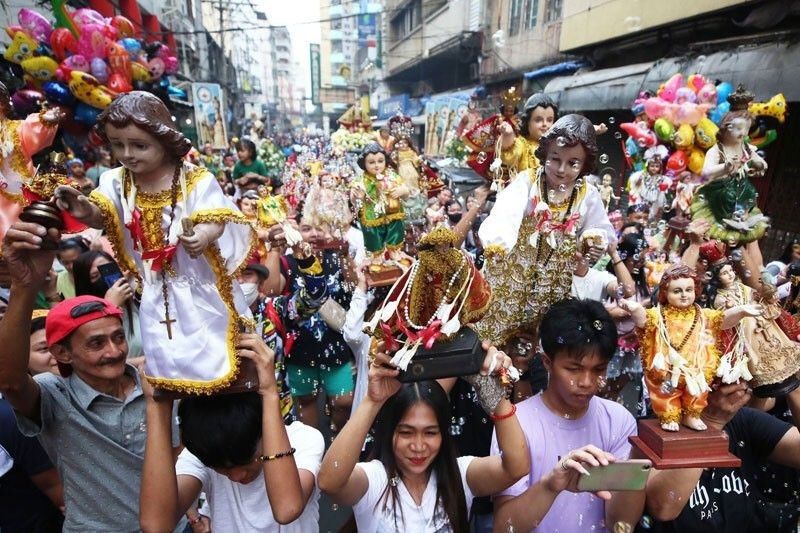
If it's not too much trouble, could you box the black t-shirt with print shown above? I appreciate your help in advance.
[649,407,793,533]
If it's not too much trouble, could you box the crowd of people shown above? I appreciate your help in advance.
[0,85,799,533]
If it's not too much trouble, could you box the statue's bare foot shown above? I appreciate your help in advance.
[682,416,707,431]
[661,421,680,432]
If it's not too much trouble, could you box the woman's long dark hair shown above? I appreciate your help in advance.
[371,381,469,531]
[73,250,117,298]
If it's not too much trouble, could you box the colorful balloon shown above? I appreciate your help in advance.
[107,71,133,93]
[686,74,706,93]
[21,56,59,81]
[147,57,165,79]
[716,82,734,105]
[43,80,75,105]
[687,148,705,175]
[694,117,719,150]
[3,30,38,64]
[749,93,787,123]
[10,89,44,115]
[674,87,697,105]
[696,83,717,105]
[673,123,695,150]
[68,70,115,108]
[120,38,142,57]
[90,57,109,83]
[666,150,687,174]
[620,121,657,149]
[72,8,105,26]
[74,102,101,124]
[131,61,152,82]
[660,73,684,103]
[163,56,179,75]
[708,102,730,125]
[653,118,675,143]
[49,27,78,61]
[110,16,135,38]
[18,8,53,42]
[675,102,709,126]
[77,23,107,59]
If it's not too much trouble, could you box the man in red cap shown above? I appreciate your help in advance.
[0,221,181,532]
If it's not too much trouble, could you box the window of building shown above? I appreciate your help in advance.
[423,0,447,18]
[390,0,422,41]
[525,0,539,29]
[544,0,562,22]
[508,0,523,36]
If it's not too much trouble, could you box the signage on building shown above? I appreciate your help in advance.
[319,86,356,105]
[310,44,321,105]
[377,94,410,120]
[357,14,377,46]
[191,83,228,150]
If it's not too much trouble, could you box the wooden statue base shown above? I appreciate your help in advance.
[152,358,261,400]
[629,419,741,469]
[366,265,404,288]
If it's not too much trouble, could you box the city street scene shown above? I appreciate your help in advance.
[0,0,799,531]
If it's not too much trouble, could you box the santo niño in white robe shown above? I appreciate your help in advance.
[90,164,256,394]
[474,167,616,345]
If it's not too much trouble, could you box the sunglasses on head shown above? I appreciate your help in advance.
[69,300,107,319]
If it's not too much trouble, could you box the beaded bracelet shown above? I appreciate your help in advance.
[257,447,296,462]
[489,403,517,422]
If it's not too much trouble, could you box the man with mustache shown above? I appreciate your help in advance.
[0,221,182,533]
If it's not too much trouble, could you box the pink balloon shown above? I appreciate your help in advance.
[77,24,107,59]
[18,8,53,42]
[697,83,717,105]
[72,9,105,26]
[163,56,179,74]
[155,44,171,60]
[674,87,697,105]
[660,73,684,103]
[675,102,711,126]
[644,97,668,121]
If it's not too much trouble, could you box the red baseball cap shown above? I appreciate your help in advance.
[46,296,123,376]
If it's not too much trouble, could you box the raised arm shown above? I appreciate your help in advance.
[0,222,56,420]
[464,345,530,497]
[318,347,401,505]
[140,395,189,532]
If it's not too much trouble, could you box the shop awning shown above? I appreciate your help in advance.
[544,41,800,112]
[543,61,654,112]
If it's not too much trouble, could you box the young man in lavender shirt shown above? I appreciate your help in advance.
[492,298,645,531]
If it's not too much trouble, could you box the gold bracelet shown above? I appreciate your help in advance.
[257,447,296,462]
[38,109,59,127]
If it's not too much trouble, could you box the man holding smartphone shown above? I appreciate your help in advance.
[491,299,646,531]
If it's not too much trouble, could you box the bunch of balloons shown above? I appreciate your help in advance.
[622,73,786,176]
[2,4,186,144]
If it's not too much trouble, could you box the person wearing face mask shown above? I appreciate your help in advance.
[71,251,142,359]
[237,240,333,426]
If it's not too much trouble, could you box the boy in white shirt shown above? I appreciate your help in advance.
[140,334,324,532]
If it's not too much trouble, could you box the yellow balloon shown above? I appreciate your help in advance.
[21,56,59,81]
[673,123,695,150]
[687,148,705,175]
[131,62,152,82]
[68,71,113,109]
[694,117,718,150]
